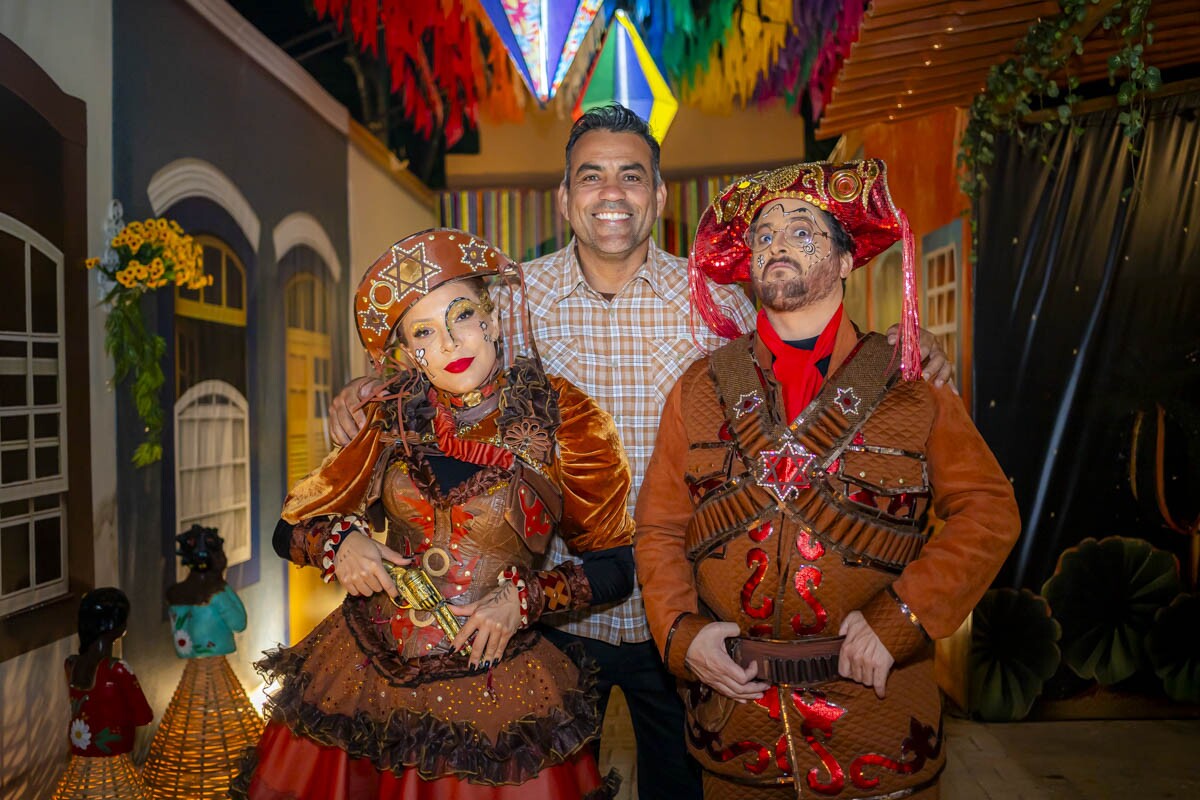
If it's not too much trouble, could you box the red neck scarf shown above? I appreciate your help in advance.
[756,305,844,422]
[431,401,514,469]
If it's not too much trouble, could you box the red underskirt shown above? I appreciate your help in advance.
[245,721,606,800]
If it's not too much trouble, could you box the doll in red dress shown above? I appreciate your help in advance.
[51,587,155,800]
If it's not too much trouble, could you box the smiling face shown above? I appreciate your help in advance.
[747,198,853,312]
[395,279,498,395]
[558,130,667,269]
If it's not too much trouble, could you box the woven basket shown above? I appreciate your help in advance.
[140,656,263,800]
[51,753,153,800]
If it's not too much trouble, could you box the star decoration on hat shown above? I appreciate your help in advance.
[734,392,763,418]
[458,239,491,271]
[835,387,862,417]
[357,305,389,337]
[386,241,439,304]
[755,440,816,504]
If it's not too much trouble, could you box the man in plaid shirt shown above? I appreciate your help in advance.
[330,105,950,799]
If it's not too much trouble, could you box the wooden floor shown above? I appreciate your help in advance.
[598,689,1200,799]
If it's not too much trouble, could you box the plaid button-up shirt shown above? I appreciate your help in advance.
[496,240,756,644]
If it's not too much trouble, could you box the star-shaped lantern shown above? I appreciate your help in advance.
[480,0,604,106]
[756,440,816,504]
[572,9,678,142]
[835,387,862,416]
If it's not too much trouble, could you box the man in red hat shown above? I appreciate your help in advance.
[634,160,1021,799]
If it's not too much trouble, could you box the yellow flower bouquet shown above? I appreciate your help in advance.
[88,215,211,466]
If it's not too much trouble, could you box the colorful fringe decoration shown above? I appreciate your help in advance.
[51,753,153,800]
[679,0,793,112]
[140,657,264,800]
[314,0,525,145]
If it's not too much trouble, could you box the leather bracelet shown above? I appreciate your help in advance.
[322,514,368,584]
[498,566,529,628]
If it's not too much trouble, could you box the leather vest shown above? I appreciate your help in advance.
[679,333,945,797]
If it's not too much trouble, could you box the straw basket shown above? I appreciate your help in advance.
[51,753,153,800]
[140,656,263,799]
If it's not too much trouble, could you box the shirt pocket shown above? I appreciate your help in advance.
[540,336,581,386]
[649,336,699,401]
[836,448,930,520]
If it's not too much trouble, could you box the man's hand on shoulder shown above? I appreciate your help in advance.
[684,622,769,702]
[838,610,894,699]
[886,324,955,390]
[328,376,384,446]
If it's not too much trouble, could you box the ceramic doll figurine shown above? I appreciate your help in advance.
[140,525,262,799]
[51,587,154,800]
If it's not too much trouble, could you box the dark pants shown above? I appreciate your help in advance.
[541,626,703,800]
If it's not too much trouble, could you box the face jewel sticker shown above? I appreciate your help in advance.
[755,439,816,504]
[834,387,862,417]
[734,392,764,418]
[357,305,389,336]
[458,238,491,271]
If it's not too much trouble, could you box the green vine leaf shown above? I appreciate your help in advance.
[958,0,1159,263]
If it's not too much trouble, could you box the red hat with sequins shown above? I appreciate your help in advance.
[688,159,922,379]
[355,228,515,368]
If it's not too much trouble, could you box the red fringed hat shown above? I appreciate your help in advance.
[355,228,515,368]
[689,159,922,379]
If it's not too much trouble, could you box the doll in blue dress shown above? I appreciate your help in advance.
[141,525,263,799]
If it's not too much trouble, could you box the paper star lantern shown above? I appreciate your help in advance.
[479,0,603,106]
[573,9,678,142]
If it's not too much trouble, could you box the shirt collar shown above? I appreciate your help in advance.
[550,239,671,302]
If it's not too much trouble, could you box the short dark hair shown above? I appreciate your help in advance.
[821,209,855,258]
[563,104,662,186]
[78,587,130,652]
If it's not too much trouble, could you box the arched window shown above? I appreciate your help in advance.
[173,380,250,572]
[176,236,248,397]
[174,235,249,571]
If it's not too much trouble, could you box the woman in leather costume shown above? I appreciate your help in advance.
[233,229,634,799]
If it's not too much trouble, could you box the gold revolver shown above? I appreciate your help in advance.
[384,561,468,652]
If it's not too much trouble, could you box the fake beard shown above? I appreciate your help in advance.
[753,254,841,312]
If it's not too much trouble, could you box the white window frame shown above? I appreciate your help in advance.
[0,212,68,616]
[922,242,961,369]
[173,379,251,579]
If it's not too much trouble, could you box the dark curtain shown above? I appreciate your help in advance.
[973,92,1200,590]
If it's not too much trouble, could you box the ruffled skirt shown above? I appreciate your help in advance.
[231,599,616,799]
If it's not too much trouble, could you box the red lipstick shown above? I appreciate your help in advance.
[444,357,474,374]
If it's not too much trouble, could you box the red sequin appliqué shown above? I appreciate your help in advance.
[796,530,825,560]
[741,549,774,620]
[849,717,943,789]
[791,565,827,635]
[793,689,848,794]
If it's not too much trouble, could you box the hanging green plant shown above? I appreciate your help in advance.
[1146,593,1200,703]
[1042,536,1181,685]
[87,207,210,466]
[957,0,1160,238]
[969,588,1062,721]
